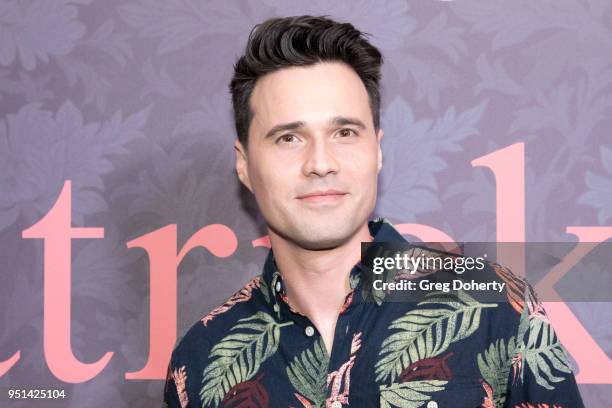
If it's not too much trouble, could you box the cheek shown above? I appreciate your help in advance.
[251,163,294,199]
[344,151,379,181]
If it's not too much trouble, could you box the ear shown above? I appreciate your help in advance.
[234,139,253,192]
[376,128,384,173]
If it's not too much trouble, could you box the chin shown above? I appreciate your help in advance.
[291,224,355,250]
[296,236,348,251]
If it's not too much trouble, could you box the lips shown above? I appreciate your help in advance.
[297,190,347,199]
[296,190,348,206]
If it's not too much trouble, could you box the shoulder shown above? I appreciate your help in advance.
[426,245,540,320]
[166,274,276,407]
[172,274,271,362]
[408,244,538,319]
[414,247,541,333]
[484,263,580,403]
[486,261,543,318]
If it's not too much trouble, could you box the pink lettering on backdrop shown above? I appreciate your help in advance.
[10,144,611,383]
[252,235,271,248]
[393,224,457,249]
[125,223,237,379]
[536,227,612,383]
[22,180,111,383]
[248,143,610,384]
[0,351,20,378]
[472,143,525,276]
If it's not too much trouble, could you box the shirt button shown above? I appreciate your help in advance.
[304,326,315,337]
[273,304,280,312]
[275,281,282,292]
[331,402,342,408]
[427,401,438,408]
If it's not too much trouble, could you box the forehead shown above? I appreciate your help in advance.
[249,62,372,134]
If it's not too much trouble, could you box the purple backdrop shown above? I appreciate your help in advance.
[1,0,611,406]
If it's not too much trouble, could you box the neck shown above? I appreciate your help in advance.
[268,222,373,320]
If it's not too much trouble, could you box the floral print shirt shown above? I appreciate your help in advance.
[163,218,584,408]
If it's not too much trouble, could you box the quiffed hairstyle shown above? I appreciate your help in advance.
[229,15,383,149]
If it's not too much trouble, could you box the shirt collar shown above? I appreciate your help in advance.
[260,217,408,315]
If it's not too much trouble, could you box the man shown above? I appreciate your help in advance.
[163,15,584,408]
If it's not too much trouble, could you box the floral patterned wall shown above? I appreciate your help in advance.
[0,0,611,406]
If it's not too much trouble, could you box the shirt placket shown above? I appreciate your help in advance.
[272,269,361,408]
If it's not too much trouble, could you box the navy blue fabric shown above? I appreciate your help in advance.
[163,218,584,408]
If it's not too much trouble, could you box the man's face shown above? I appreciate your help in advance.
[235,61,383,250]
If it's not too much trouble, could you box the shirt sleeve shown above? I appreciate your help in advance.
[163,355,181,407]
[504,281,585,408]
[163,349,190,408]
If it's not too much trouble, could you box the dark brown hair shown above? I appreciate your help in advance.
[229,15,383,149]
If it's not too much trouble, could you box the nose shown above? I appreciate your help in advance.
[301,137,340,177]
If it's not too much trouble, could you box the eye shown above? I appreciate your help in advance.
[337,128,357,137]
[276,134,297,144]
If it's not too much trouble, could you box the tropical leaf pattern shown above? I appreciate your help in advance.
[163,220,584,407]
[480,379,494,408]
[170,365,189,408]
[375,290,497,383]
[199,311,293,407]
[522,317,572,390]
[326,332,362,406]
[505,286,573,394]
[201,276,261,326]
[221,373,270,408]
[477,337,517,406]
[398,352,454,382]
[492,262,531,315]
[287,338,330,408]
[379,380,447,408]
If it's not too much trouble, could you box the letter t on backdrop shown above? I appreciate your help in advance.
[22,180,111,383]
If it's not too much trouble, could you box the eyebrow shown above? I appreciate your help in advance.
[263,116,367,139]
[264,121,305,139]
[332,116,367,129]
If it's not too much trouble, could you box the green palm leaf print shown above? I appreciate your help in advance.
[376,290,497,383]
[523,317,572,390]
[287,337,330,408]
[199,312,293,407]
[379,380,447,408]
[477,336,516,405]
